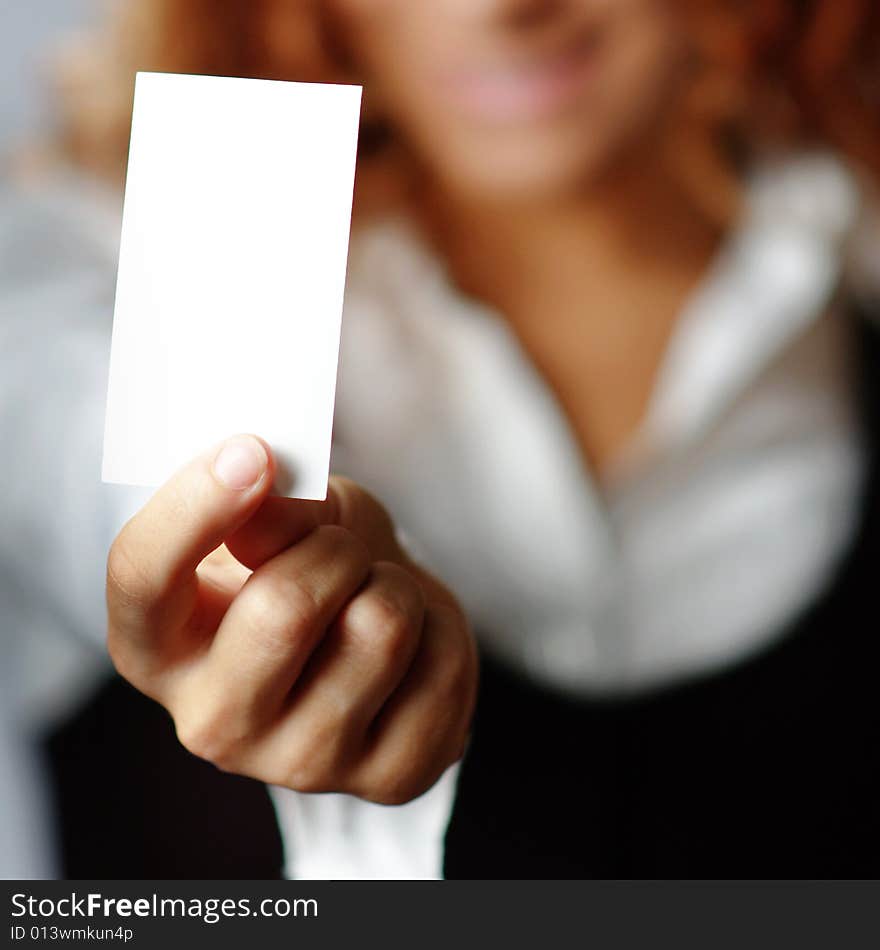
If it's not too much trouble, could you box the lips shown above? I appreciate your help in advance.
[435,28,603,124]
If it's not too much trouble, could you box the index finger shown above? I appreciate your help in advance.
[223,475,404,571]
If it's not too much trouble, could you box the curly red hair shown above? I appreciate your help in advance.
[54,0,880,212]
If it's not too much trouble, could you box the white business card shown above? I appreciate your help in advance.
[102,71,362,499]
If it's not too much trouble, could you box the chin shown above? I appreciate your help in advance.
[432,129,617,205]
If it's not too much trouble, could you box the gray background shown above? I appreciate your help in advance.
[1,0,93,150]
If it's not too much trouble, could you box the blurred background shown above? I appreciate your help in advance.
[1,1,92,157]
[2,0,879,882]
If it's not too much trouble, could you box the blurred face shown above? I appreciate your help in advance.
[329,0,689,202]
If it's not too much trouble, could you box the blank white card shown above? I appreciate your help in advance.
[102,72,362,499]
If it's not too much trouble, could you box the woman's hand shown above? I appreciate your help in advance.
[106,434,478,805]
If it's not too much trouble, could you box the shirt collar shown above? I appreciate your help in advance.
[354,151,863,475]
[629,152,860,463]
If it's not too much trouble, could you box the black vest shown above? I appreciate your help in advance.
[443,307,880,878]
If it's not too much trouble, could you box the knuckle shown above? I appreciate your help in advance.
[435,642,472,701]
[281,759,329,794]
[315,523,372,573]
[174,711,215,763]
[364,739,464,805]
[106,532,155,610]
[371,783,418,807]
[282,750,336,795]
[281,710,358,793]
[361,764,428,806]
[173,701,248,771]
[344,589,418,662]
[242,575,322,646]
[426,606,476,699]
[163,484,195,532]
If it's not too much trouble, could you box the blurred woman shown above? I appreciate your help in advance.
[5,0,880,877]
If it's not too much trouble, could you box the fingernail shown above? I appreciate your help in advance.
[212,436,267,490]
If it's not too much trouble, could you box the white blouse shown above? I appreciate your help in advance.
[271,152,872,878]
[0,152,876,879]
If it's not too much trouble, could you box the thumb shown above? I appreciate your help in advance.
[108,433,275,614]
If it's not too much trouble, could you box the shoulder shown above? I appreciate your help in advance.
[751,152,880,300]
